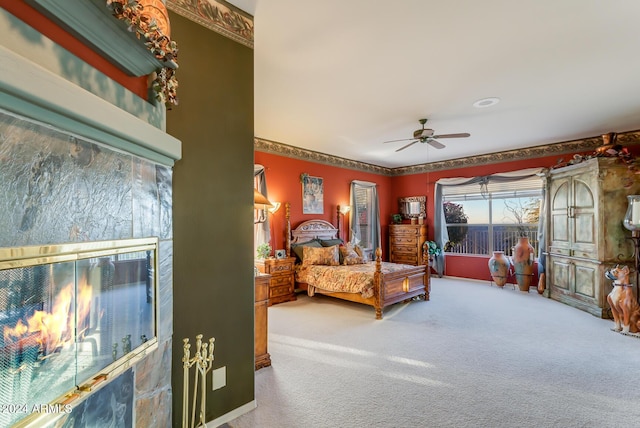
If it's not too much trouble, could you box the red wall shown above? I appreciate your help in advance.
[391,154,589,281]
[2,0,148,99]
[256,149,604,283]
[392,155,568,230]
[255,152,392,252]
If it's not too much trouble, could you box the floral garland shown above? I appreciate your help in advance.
[106,0,179,107]
[553,133,639,187]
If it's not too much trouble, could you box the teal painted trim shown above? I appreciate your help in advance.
[0,8,164,129]
[0,93,175,166]
[26,0,164,76]
[1,44,181,164]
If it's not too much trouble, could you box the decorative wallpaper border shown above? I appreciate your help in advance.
[166,0,254,48]
[255,130,640,176]
[255,138,393,175]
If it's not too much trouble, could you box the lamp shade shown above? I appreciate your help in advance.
[254,189,273,208]
[268,201,281,214]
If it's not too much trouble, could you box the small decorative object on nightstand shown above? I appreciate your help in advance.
[255,257,297,305]
[256,242,272,259]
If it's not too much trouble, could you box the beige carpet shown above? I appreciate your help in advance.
[228,277,640,428]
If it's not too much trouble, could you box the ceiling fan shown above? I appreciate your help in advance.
[383,118,470,152]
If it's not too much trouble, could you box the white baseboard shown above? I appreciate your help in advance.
[206,400,256,427]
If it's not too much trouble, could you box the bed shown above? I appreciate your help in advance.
[286,214,429,319]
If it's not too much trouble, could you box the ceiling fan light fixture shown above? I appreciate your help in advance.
[473,97,500,108]
[414,128,434,139]
[383,118,470,152]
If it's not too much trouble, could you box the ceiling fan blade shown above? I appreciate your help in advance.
[396,140,419,152]
[432,133,470,139]
[383,138,415,144]
[426,139,446,149]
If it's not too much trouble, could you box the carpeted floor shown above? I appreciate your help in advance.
[228,277,640,428]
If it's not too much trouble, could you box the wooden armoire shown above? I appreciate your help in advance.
[546,157,640,318]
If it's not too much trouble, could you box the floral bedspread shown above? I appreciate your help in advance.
[296,262,417,298]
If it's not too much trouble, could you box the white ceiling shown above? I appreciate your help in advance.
[229,0,640,168]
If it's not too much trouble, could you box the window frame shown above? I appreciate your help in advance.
[443,192,542,255]
[439,170,544,257]
[349,180,381,259]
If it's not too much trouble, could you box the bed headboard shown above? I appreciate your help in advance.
[283,202,344,256]
[291,220,339,244]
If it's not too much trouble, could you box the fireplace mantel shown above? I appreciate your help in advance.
[25,0,166,77]
[0,44,181,165]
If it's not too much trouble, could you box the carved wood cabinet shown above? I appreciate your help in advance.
[389,224,427,265]
[254,274,271,370]
[546,157,640,318]
[255,257,297,305]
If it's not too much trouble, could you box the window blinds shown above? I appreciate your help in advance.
[441,175,543,200]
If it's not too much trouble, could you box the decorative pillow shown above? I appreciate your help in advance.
[302,245,340,266]
[320,238,344,248]
[352,244,364,258]
[291,239,322,263]
[320,238,344,263]
[340,242,366,265]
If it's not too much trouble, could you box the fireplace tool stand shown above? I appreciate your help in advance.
[182,334,215,428]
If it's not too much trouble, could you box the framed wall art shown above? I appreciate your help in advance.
[301,174,324,214]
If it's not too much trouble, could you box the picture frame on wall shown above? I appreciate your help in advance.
[301,174,324,214]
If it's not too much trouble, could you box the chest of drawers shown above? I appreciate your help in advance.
[389,224,427,265]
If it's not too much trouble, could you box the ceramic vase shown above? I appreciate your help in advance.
[488,251,510,287]
[537,272,546,294]
[513,236,535,292]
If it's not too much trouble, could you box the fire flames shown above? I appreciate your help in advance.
[3,277,93,356]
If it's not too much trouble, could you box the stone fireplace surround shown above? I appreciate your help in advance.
[0,27,181,428]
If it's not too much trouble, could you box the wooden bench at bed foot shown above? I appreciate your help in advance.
[374,265,429,319]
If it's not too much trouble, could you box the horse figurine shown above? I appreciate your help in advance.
[606,265,640,334]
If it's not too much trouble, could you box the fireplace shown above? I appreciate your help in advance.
[1,4,182,424]
[0,238,158,427]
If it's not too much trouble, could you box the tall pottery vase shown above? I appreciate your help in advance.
[513,236,535,292]
[488,251,510,287]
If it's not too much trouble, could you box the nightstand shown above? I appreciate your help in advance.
[255,257,297,305]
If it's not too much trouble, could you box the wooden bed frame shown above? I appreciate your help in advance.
[285,204,429,319]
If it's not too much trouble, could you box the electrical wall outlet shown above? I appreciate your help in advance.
[212,366,226,390]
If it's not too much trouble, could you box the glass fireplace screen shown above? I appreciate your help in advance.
[0,238,158,427]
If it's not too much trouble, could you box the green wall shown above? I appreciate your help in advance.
[168,12,255,426]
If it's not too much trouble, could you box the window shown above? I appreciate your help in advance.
[254,165,271,255]
[441,173,543,256]
[349,181,380,258]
